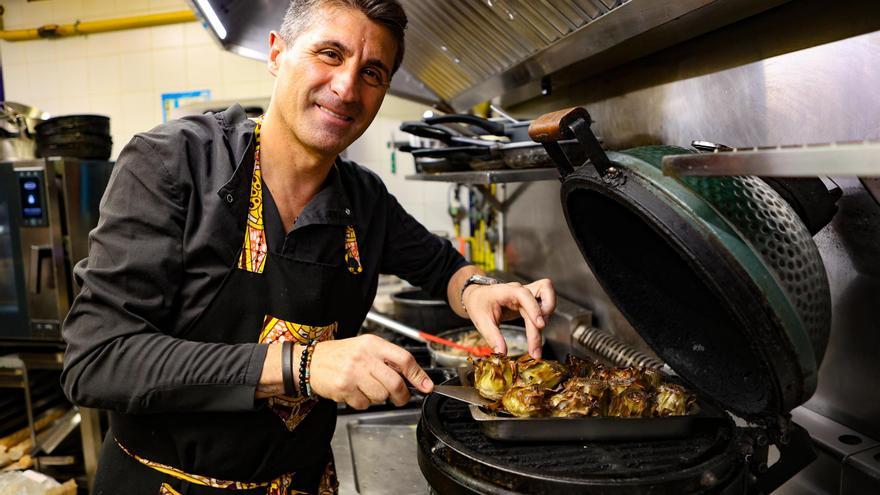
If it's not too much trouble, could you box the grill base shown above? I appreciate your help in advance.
[419,396,748,495]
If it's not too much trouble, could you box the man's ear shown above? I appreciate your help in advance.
[268,31,286,76]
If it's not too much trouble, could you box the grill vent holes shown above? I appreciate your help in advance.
[680,174,830,361]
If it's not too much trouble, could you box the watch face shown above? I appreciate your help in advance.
[469,275,499,285]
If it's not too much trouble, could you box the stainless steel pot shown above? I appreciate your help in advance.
[428,325,535,368]
[390,288,469,334]
[1,102,48,161]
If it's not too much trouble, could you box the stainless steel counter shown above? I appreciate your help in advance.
[331,409,427,495]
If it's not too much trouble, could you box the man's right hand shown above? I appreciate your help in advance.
[309,334,434,410]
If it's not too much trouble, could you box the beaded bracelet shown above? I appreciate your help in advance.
[281,341,296,397]
[299,340,317,398]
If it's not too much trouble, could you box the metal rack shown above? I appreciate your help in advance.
[404,167,559,184]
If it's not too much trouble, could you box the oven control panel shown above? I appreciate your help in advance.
[15,169,47,227]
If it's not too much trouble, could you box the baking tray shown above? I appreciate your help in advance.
[457,369,728,442]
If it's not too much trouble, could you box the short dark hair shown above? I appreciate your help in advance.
[280,0,407,75]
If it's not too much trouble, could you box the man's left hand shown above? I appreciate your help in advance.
[462,279,556,359]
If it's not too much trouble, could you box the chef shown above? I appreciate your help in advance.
[61,0,556,493]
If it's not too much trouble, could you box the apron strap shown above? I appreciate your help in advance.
[115,437,293,493]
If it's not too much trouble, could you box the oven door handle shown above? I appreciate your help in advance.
[29,244,54,294]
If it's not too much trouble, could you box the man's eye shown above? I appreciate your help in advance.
[319,50,341,62]
[362,68,385,87]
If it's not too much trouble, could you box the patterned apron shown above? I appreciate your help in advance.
[95,117,364,495]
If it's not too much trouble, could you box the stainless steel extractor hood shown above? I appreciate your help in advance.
[188,0,791,111]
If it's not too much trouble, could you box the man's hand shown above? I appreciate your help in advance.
[309,334,434,410]
[463,278,556,359]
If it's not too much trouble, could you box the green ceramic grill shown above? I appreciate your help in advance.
[529,107,831,428]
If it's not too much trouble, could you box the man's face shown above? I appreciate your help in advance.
[268,6,397,157]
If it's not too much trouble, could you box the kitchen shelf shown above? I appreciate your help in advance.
[662,141,880,177]
[405,168,559,184]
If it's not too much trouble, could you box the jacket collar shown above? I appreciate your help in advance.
[215,104,354,228]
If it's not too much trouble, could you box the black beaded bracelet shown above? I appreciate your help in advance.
[281,341,296,397]
[299,340,316,398]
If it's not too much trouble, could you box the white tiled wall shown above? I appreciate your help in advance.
[0,0,451,232]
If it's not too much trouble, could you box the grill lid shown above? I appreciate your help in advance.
[560,148,830,421]
[533,107,832,422]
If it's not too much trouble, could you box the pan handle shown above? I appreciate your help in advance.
[424,114,506,136]
[529,106,615,179]
[400,121,455,143]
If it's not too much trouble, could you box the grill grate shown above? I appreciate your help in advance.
[433,399,733,479]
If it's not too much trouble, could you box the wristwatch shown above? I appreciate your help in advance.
[460,275,500,313]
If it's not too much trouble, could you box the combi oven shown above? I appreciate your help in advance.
[0,158,113,343]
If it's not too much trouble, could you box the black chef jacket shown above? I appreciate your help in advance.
[61,104,468,415]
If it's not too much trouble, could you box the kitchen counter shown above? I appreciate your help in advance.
[331,409,428,495]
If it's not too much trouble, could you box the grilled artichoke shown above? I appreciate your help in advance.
[562,377,608,404]
[473,354,517,401]
[501,385,548,417]
[607,387,650,417]
[652,383,695,416]
[548,388,598,417]
[516,355,568,389]
[608,376,637,397]
[565,355,595,378]
[635,368,663,391]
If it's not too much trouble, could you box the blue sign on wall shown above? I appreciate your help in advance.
[161,89,211,122]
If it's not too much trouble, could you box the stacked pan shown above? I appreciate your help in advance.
[399,114,587,173]
[35,115,112,160]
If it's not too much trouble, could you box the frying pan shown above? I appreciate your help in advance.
[400,120,590,170]
[529,107,831,424]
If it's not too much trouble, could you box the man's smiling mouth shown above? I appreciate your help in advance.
[317,104,354,122]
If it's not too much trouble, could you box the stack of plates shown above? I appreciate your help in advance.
[35,114,112,160]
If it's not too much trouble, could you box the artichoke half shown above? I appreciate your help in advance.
[652,383,696,416]
[608,387,650,417]
[516,355,568,389]
[548,388,600,417]
[502,385,548,417]
[473,354,517,401]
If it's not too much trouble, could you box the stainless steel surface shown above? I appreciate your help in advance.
[842,446,880,494]
[3,159,114,341]
[0,102,48,161]
[509,4,880,149]
[332,410,426,495]
[405,167,558,184]
[400,0,788,109]
[432,385,493,407]
[773,407,880,494]
[365,310,424,342]
[662,141,880,177]
[33,408,80,455]
[78,407,102,492]
[805,177,880,440]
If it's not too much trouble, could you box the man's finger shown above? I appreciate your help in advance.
[358,374,390,405]
[473,312,507,355]
[518,304,543,359]
[346,389,372,410]
[509,286,545,330]
[528,279,557,316]
[377,342,433,394]
[371,363,410,407]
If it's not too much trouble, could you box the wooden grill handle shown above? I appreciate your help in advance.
[528,106,590,142]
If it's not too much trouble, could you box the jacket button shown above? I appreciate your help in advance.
[345,208,351,215]
[225,193,234,204]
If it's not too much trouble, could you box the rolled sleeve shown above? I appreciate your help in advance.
[379,191,470,299]
[61,136,265,414]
